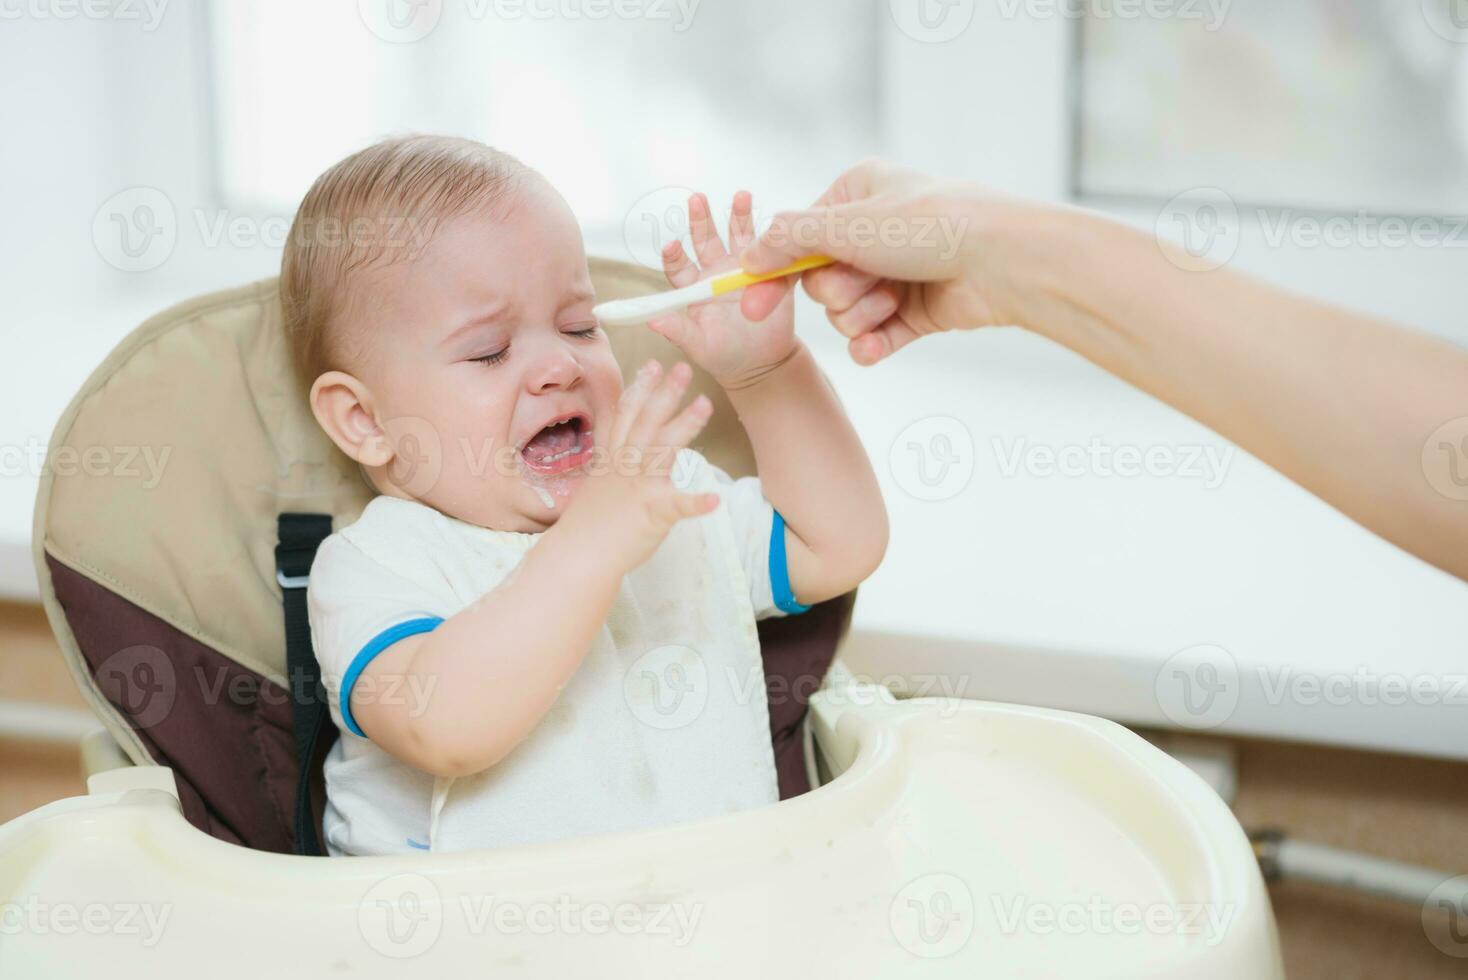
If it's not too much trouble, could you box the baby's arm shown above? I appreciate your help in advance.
[354,518,621,778]
[724,348,887,605]
[353,361,718,778]
[648,192,887,607]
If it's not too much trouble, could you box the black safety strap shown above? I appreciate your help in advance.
[275,513,333,856]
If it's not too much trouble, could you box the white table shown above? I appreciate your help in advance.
[7,289,1467,761]
[808,325,1468,763]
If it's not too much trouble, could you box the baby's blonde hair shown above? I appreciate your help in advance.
[280,134,529,388]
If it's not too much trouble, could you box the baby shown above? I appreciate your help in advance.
[282,135,887,856]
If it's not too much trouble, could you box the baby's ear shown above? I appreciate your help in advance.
[309,371,392,466]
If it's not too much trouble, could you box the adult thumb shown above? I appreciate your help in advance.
[740,199,887,275]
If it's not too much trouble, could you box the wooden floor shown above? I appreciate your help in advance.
[3,599,1466,976]
[1229,735,1468,979]
[1,601,86,821]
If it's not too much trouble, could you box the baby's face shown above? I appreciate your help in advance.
[356,181,623,532]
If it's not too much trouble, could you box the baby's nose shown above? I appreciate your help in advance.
[527,348,582,392]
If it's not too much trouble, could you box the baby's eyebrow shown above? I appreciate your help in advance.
[440,305,512,352]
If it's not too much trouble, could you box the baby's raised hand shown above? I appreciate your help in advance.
[562,359,719,569]
[647,192,799,390]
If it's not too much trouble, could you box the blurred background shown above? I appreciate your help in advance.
[3,3,1468,976]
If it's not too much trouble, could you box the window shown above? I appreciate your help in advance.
[1075,1,1468,215]
[207,0,880,264]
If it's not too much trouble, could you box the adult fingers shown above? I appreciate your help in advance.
[738,158,896,274]
[826,283,902,340]
[740,279,794,322]
[848,315,922,366]
[739,262,880,324]
[802,264,882,316]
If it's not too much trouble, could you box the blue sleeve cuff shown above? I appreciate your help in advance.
[769,510,810,616]
[339,616,444,739]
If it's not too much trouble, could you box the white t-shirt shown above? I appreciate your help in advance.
[306,449,803,856]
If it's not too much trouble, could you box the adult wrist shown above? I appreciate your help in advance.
[993,199,1132,342]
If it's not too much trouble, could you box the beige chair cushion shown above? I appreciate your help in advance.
[36,259,754,759]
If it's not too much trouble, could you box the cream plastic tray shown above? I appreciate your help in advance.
[0,680,1282,978]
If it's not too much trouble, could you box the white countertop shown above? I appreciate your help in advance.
[8,288,1467,761]
[817,327,1468,762]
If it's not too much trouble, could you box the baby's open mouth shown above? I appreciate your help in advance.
[520,413,594,476]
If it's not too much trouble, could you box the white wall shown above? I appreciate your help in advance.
[880,5,1468,343]
[6,4,1461,344]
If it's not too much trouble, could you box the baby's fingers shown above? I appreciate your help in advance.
[661,490,720,525]
[658,393,712,452]
[661,240,700,289]
[728,191,756,251]
[627,360,693,448]
[612,359,661,447]
[688,193,728,267]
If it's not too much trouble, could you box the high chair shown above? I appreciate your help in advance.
[1,260,1283,977]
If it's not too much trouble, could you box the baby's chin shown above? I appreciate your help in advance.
[519,468,588,519]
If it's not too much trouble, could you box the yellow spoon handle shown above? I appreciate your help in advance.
[708,254,835,297]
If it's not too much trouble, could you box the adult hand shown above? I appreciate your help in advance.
[737,158,1063,365]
